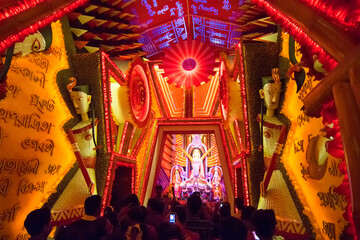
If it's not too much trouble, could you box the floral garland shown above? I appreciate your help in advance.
[0,0,89,53]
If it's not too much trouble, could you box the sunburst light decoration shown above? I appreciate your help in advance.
[161,38,217,89]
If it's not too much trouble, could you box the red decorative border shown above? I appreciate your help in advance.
[226,128,238,157]
[139,121,159,203]
[219,58,229,123]
[130,125,149,158]
[235,42,251,154]
[101,51,113,153]
[100,51,131,212]
[299,0,359,31]
[147,62,171,118]
[234,152,250,205]
[0,0,89,52]
[233,120,244,152]
[0,0,46,22]
[118,121,130,154]
[251,0,337,72]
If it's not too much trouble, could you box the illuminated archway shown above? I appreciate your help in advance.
[141,118,235,208]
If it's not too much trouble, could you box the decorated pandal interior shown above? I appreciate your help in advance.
[1,0,360,239]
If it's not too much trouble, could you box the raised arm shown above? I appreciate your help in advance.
[200,146,214,161]
[180,147,193,162]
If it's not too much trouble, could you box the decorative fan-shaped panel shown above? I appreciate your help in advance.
[161,39,217,89]
[128,57,151,127]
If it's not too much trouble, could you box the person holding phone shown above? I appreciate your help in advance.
[169,213,176,224]
[173,205,200,240]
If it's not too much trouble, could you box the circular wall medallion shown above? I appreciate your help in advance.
[128,59,151,126]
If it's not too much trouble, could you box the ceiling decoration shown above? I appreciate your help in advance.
[124,0,242,57]
[68,0,146,59]
[64,0,276,59]
[136,17,188,58]
[236,0,277,41]
[0,0,278,59]
[160,38,217,89]
[192,16,241,49]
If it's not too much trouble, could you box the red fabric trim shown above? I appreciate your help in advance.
[251,0,338,72]
[0,0,46,22]
[0,0,89,53]
[299,0,360,31]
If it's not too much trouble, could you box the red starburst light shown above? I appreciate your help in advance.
[161,39,217,89]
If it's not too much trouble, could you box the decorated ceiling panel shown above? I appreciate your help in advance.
[68,0,146,59]
[125,0,241,31]
[120,0,276,57]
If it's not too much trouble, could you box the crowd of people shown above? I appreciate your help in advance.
[24,187,284,240]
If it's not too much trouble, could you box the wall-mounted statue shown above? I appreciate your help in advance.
[67,77,98,194]
[258,68,284,169]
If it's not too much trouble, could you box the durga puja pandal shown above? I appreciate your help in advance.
[0,1,360,240]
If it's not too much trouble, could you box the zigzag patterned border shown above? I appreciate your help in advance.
[51,205,84,226]
[276,219,307,235]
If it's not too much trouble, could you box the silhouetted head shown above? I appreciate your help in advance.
[104,206,118,227]
[174,205,187,224]
[241,206,256,221]
[234,197,244,211]
[147,198,165,215]
[128,206,147,224]
[187,193,202,215]
[220,216,247,240]
[124,193,140,208]
[219,202,231,218]
[24,208,51,237]
[252,209,277,239]
[157,221,184,240]
[84,195,102,217]
[155,185,163,198]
